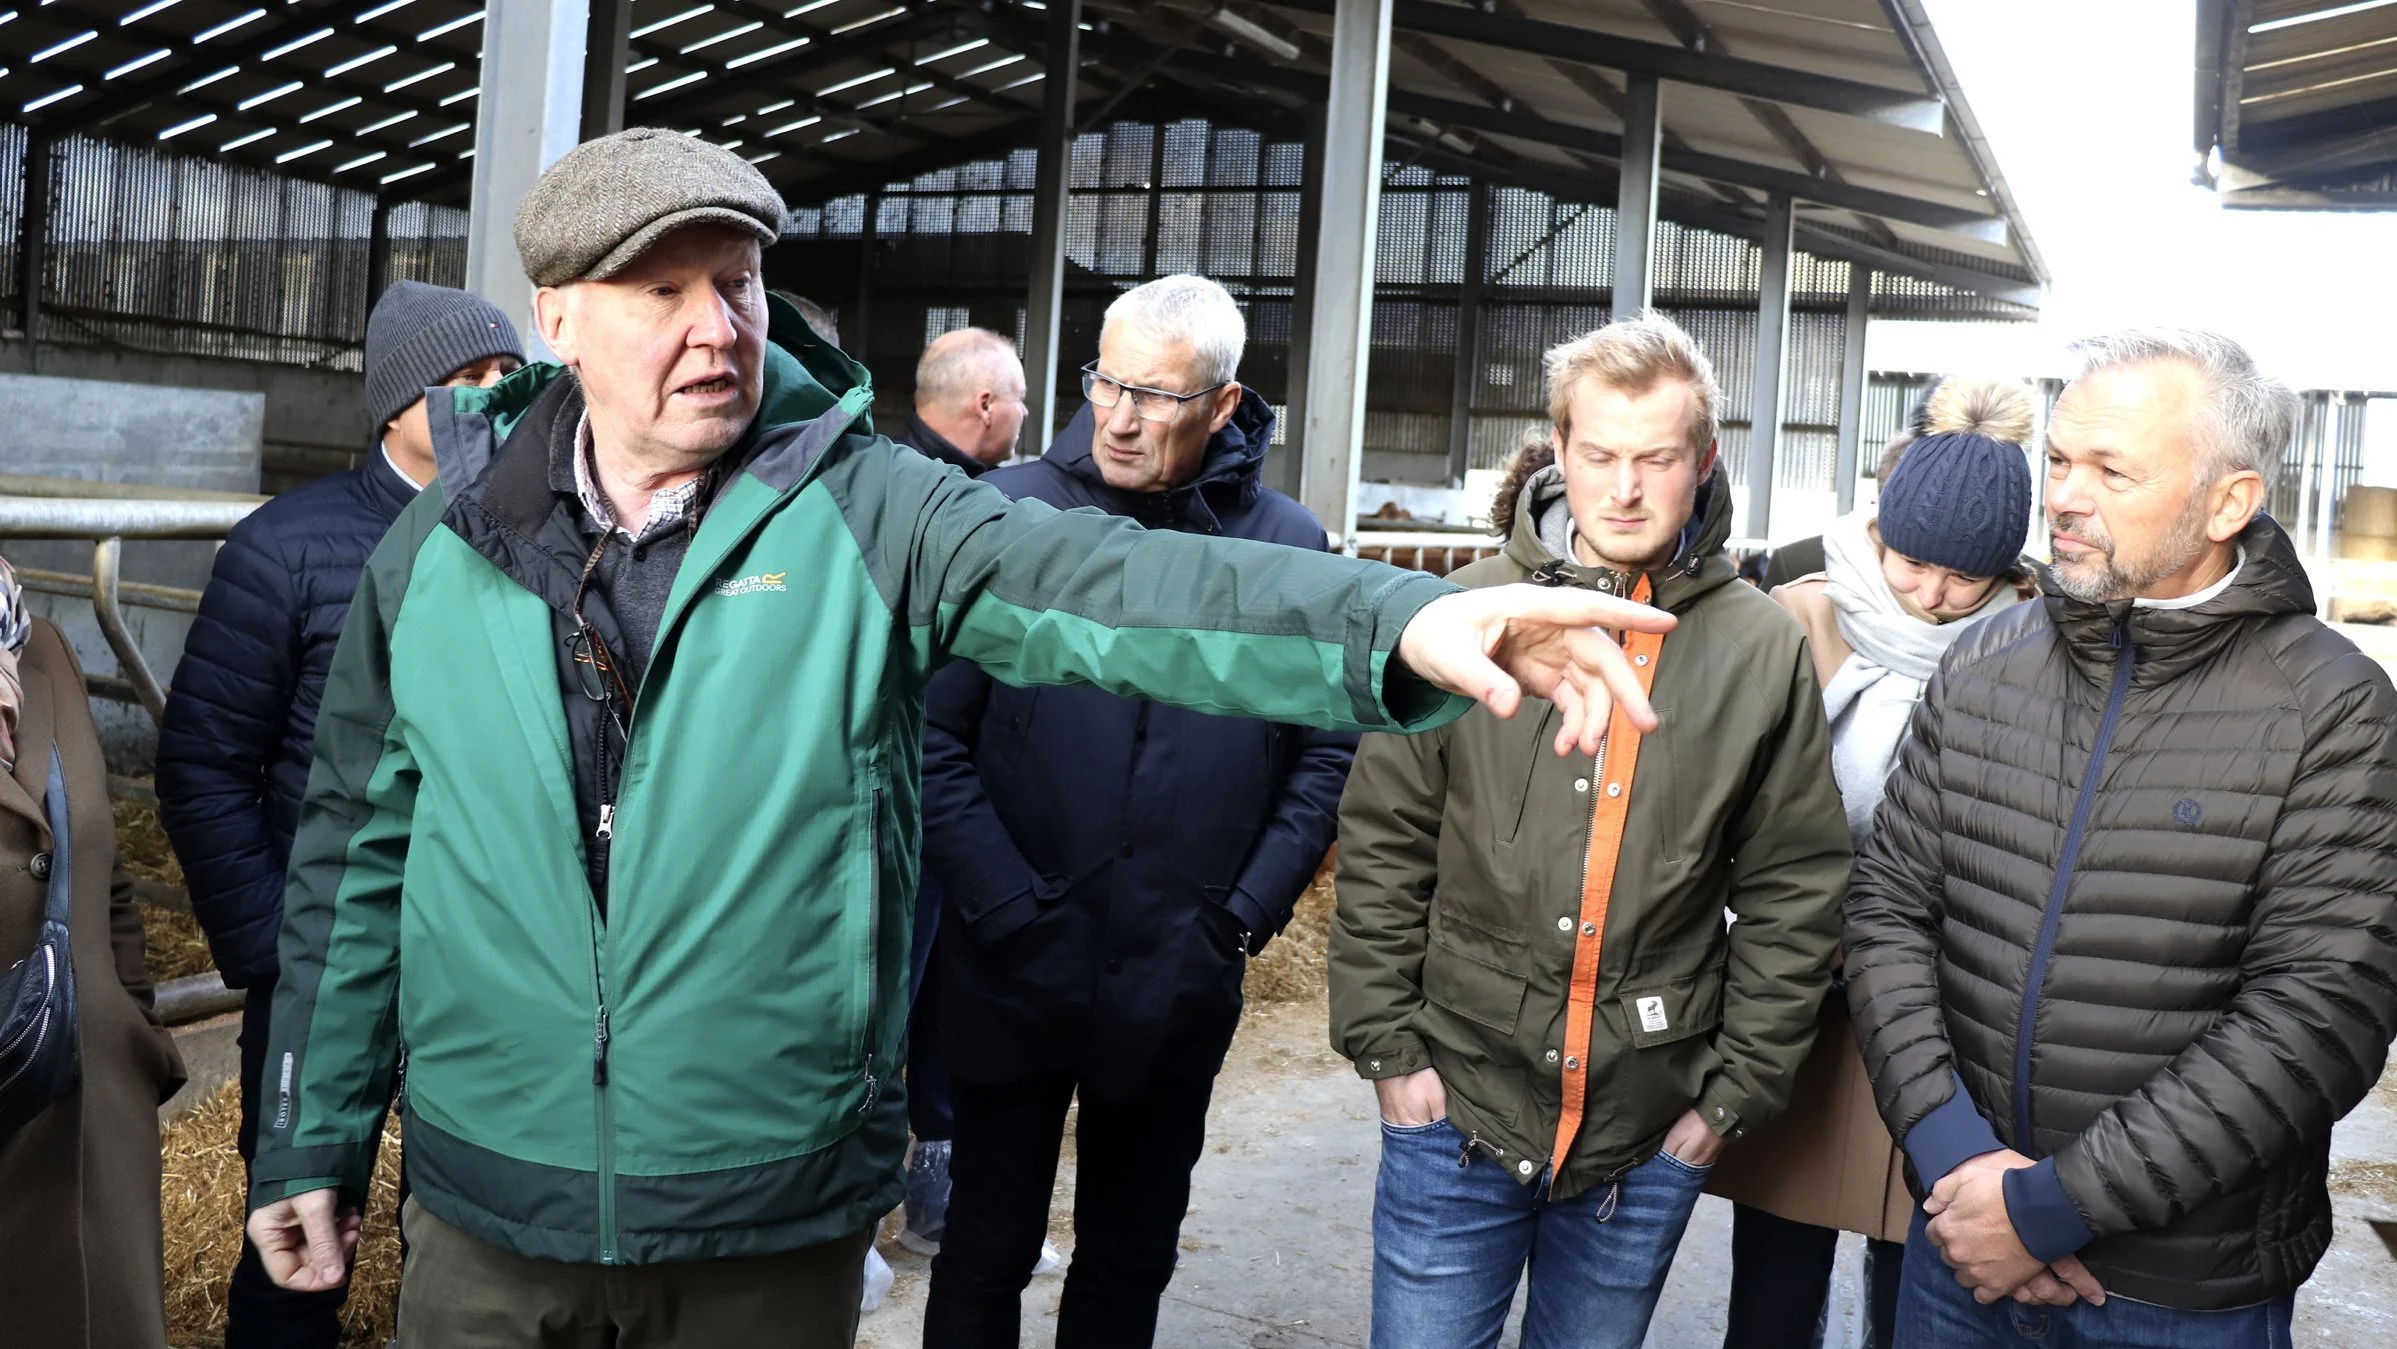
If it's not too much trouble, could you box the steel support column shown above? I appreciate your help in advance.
[2294,393,2321,555]
[1744,193,1795,539]
[1832,265,1872,514]
[467,0,595,355]
[1021,0,1084,453]
[16,131,51,370]
[581,0,633,139]
[1272,103,1329,502]
[1611,77,1662,322]
[1142,124,1168,278]
[854,191,879,366]
[1299,0,1395,548]
[2315,392,2344,610]
[366,196,394,310]
[1446,180,1489,486]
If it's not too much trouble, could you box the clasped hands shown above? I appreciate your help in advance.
[1926,1150,2106,1308]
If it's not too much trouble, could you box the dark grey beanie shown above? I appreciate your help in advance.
[1876,430,2032,578]
[364,280,524,433]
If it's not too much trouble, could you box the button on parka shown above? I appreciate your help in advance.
[1846,514,2397,1309]
[1330,464,1851,1199]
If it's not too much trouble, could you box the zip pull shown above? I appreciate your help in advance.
[592,1006,611,1086]
[859,1052,880,1116]
[596,804,615,842]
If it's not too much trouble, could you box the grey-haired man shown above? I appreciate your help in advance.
[919,276,1354,1346]
[1848,329,2397,1346]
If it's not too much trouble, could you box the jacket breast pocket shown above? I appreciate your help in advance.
[1422,917,1530,1036]
[1489,705,1559,846]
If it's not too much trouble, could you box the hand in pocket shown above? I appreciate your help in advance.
[1375,1067,1448,1128]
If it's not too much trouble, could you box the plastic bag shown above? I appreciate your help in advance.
[861,1244,895,1314]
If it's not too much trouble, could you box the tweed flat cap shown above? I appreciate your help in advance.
[514,128,786,287]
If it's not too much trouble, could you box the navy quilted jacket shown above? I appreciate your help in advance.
[157,453,417,986]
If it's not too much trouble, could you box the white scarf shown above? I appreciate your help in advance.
[1818,511,2022,844]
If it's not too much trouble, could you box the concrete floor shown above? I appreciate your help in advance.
[856,1000,2397,1349]
[160,923,2397,1347]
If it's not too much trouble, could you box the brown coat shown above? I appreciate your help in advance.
[1771,577,1851,691]
[1708,567,2035,1241]
[0,618,185,1347]
[1703,574,1907,1240]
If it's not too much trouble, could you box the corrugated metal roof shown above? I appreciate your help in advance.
[1,0,2045,301]
[2198,0,2397,207]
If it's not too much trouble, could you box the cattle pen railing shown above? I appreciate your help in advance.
[0,474,263,724]
[1,474,264,1024]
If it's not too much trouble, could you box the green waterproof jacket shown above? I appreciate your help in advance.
[249,300,1466,1264]
[1329,465,1849,1199]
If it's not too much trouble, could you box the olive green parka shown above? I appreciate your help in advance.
[1329,466,1850,1198]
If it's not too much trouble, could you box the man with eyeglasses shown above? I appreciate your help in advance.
[915,275,1352,1345]
[243,134,1673,1349]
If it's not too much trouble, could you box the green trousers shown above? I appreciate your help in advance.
[396,1198,874,1348]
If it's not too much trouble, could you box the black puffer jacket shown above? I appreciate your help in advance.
[157,454,417,985]
[1847,515,2397,1309]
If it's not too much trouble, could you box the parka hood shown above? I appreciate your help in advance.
[1500,461,1739,612]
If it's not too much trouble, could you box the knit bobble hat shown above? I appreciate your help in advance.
[1876,430,2033,579]
[364,280,525,434]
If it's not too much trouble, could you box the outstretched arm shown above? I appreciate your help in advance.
[864,445,1674,746]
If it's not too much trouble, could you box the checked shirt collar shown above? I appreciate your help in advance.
[572,409,709,544]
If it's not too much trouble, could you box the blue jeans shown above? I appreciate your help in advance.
[1894,1211,2294,1348]
[1371,1118,1711,1349]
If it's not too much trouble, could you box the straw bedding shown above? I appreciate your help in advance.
[112,793,217,982]
[160,1082,404,1348]
[1241,858,1337,1008]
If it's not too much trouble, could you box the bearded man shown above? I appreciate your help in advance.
[1846,328,2397,1347]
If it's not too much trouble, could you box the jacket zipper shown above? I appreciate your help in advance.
[2011,619,2135,1153]
[589,908,617,1262]
[590,571,630,1266]
[859,776,885,1116]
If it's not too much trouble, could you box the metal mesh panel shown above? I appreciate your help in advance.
[2,126,464,368]
[384,200,468,290]
[770,116,2039,520]
[0,124,22,319]
[1864,373,1941,452]
[2270,392,2374,543]
[1487,192,1614,291]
